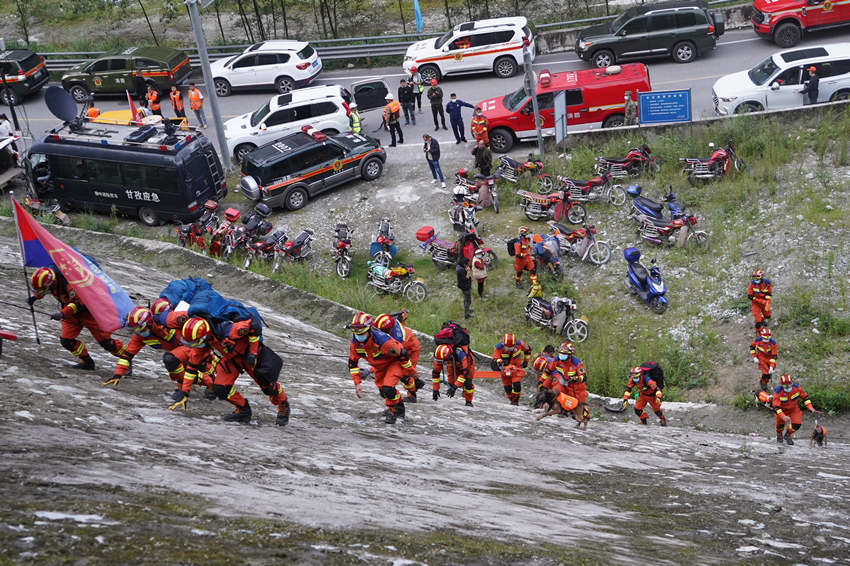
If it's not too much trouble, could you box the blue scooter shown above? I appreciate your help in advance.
[624,247,668,314]
[626,185,685,222]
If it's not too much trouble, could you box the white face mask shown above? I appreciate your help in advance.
[783,385,792,392]
[558,354,568,361]
[354,333,369,343]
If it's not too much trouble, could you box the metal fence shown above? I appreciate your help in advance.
[33,1,747,72]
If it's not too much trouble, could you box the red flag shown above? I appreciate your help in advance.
[126,89,138,124]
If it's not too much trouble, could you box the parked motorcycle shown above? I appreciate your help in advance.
[455,169,499,213]
[626,186,708,249]
[517,189,587,224]
[680,140,746,185]
[331,223,354,278]
[178,200,219,251]
[494,155,553,193]
[624,247,668,314]
[548,221,612,265]
[242,228,288,269]
[366,261,428,303]
[370,217,397,267]
[556,172,626,207]
[416,226,497,271]
[221,203,273,261]
[532,234,563,280]
[208,207,242,257]
[525,287,589,342]
[272,228,314,272]
[595,144,660,178]
[449,195,481,234]
[627,185,685,222]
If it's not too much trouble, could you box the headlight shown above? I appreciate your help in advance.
[719,96,737,102]
[578,40,593,50]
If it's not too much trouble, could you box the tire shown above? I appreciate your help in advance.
[405,281,428,303]
[373,250,392,267]
[734,157,748,172]
[687,231,710,250]
[492,192,500,213]
[284,187,308,211]
[138,207,159,226]
[602,114,625,128]
[672,41,697,64]
[243,255,252,269]
[830,90,850,102]
[68,84,90,104]
[321,128,339,136]
[592,49,615,68]
[565,319,589,343]
[493,56,518,79]
[687,172,697,186]
[418,64,441,83]
[484,250,498,271]
[361,157,383,181]
[489,128,514,153]
[336,257,352,278]
[587,241,611,265]
[0,87,20,106]
[608,185,627,206]
[566,203,587,225]
[536,175,554,194]
[214,78,232,97]
[234,143,256,164]
[649,297,668,314]
[275,76,294,94]
[773,22,801,48]
[735,102,763,114]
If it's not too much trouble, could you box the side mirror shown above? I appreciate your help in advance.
[617,29,627,36]
[259,123,267,131]
[770,82,780,90]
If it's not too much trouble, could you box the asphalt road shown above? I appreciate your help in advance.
[8,27,850,156]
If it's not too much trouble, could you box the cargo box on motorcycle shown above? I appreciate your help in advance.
[416,226,435,242]
[224,208,241,222]
[624,247,641,263]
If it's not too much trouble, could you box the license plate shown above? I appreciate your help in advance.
[312,60,319,67]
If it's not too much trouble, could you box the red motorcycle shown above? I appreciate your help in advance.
[178,200,220,251]
[680,140,746,185]
[220,203,273,261]
[556,172,626,207]
[548,221,612,265]
[272,228,314,272]
[208,207,242,257]
[494,155,553,193]
[331,223,354,278]
[595,144,660,178]
[242,228,288,270]
[516,188,587,224]
[635,213,709,249]
[417,226,497,271]
[454,169,499,213]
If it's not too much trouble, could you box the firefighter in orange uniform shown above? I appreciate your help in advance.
[748,269,772,329]
[532,344,556,390]
[622,363,666,426]
[542,342,589,426]
[750,327,777,391]
[492,332,530,405]
[513,226,538,288]
[432,344,475,406]
[169,85,186,120]
[373,312,424,402]
[348,312,412,423]
[470,107,489,145]
[771,374,820,446]
[28,267,125,370]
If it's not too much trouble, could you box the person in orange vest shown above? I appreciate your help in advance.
[512,226,538,288]
[187,82,207,128]
[491,332,530,405]
[750,327,777,391]
[372,312,423,402]
[86,104,100,119]
[169,85,186,121]
[470,107,489,145]
[383,93,403,147]
[771,374,820,445]
[431,344,475,406]
[747,269,772,329]
[622,363,666,426]
[146,85,162,117]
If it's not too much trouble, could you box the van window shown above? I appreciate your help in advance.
[265,157,298,180]
[676,11,704,27]
[277,53,291,64]
[449,36,473,50]
[265,108,297,127]
[819,59,850,77]
[90,59,112,73]
[20,53,42,72]
[522,25,532,39]
[565,89,583,106]
[233,55,256,69]
[297,45,315,59]
[300,145,344,169]
[775,67,801,86]
[648,13,676,32]
[0,61,13,76]
[621,16,647,35]
[88,160,122,185]
[52,156,88,180]
[121,163,180,193]
[134,58,160,69]
[257,54,279,66]
[537,93,554,111]
[310,101,338,117]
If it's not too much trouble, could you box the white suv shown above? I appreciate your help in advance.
[224,86,350,162]
[712,43,850,115]
[402,17,534,81]
[211,40,322,97]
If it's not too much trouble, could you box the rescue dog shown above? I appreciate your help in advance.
[810,421,827,448]
[534,388,586,428]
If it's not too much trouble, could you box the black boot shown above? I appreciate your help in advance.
[640,419,648,425]
[395,401,406,419]
[465,400,473,407]
[76,356,95,370]
[784,430,794,446]
[223,400,252,423]
[385,407,397,424]
[414,377,425,391]
[659,416,667,427]
[276,400,291,427]
[777,434,784,443]
[171,389,186,402]
[204,387,217,400]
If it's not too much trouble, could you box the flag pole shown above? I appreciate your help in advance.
[10,193,41,344]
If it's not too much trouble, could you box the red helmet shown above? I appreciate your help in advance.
[752,269,764,281]
[630,366,642,381]
[127,307,153,330]
[518,226,529,237]
[435,344,452,361]
[31,267,55,295]
[503,333,517,349]
[430,78,437,86]
[759,327,772,339]
[181,317,211,347]
[757,390,771,404]
[350,312,372,335]
[457,168,468,177]
[410,65,418,72]
[151,297,171,315]
[373,313,395,333]
[780,374,793,387]
[532,355,548,372]
[558,342,575,355]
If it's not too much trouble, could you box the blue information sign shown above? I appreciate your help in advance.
[638,89,691,125]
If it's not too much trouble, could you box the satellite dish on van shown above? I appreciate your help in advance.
[44,86,80,124]
[604,65,622,75]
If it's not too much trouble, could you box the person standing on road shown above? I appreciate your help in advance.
[348,102,361,134]
[445,93,474,144]
[398,78,416,126]
[187,83,208,129]
[799,66,819,105]
[169,85,186,121]
[472,139,492,177]
[470,107,490,145]
[146,85,162,117]
[624,90,638,126]
[456,256,473,319]
[383,93,403,147]
[422,134,446,188]
[409,66,424,112]
[427,79,447,131]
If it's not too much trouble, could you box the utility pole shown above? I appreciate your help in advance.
[185,0,231,170]
[522,37,544,156]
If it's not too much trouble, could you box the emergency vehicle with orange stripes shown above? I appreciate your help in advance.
[402,17,534,81]
[239,126,386,211]
[751,0,850,47]
[0,49,49,105]
[477,64,652,153]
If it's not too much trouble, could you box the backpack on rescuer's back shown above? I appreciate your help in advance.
[506,237,518,257]
[434,321,470,348]
[641,361,664,389]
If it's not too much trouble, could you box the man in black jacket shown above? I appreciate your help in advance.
[427,79,447,131]
[398,79,416,126]
[799,66,819,105]
[423,134,445,188]
[472,139,492,176]
[457,256,473,319]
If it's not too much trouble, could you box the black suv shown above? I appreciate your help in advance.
[1,49,49,105]
[240,128,386,211]
[576,0,724,67]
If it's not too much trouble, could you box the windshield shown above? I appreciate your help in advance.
[748,56,779,86]
[434,30,454,49]
[250,102,272,128]
[609,13,628,33]
[504,87,529,112]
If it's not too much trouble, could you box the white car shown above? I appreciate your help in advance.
[211,40,322,97]
[402,17,534,82]
[712,42,850,115]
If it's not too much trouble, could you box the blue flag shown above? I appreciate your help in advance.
[413,0,423,33]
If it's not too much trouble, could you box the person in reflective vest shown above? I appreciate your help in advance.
[348,102,361,134]
[169,85,186,120]
[187,83,207,128]
[146,85,162,116]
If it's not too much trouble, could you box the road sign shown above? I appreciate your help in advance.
[638,89,691,125]
[554,91,567,144]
